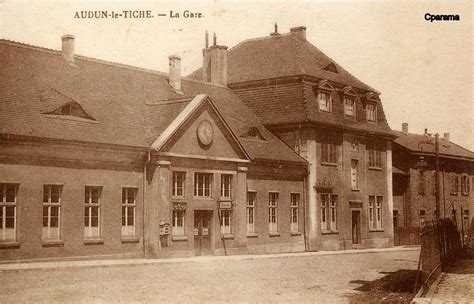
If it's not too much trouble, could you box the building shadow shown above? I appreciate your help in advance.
[348,269,418,303]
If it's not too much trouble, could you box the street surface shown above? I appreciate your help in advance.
[0,249,419,303]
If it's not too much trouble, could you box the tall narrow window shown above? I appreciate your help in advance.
[290,193,300,233]
[172,209,185,235]
[43,185,61,240]
[369,195,383,231]
[318,91,332,112]
[0,184,17,242]
[221,174,232,198]
[268,192,278,233]
[321,141,337,164]
[344,97,355,117]
[366,103,376,121]
[122,188,136,237]
[351,160,359,190]
[321,193,337,231]
[368,144,382,168]
[247,191,256,233]
[220,210,231,234]
[84,186,101,239]
[461,174,470,195]
[418,171,426,195]
[172,172,186,197]
[330,196,337,231]
[194,173,213,197]
[451,174,459,195]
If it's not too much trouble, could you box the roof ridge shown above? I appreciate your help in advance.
[0,38,230,90]
[228,32,293,52]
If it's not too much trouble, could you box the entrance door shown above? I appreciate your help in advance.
[194,210,212,256]
[352,210,361,244]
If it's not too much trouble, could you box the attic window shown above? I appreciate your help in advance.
[245,127,265,140]
[323,63,338,74]
[46,102,94,120]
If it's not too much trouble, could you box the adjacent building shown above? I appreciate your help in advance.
[392,123,474,245]
[189,26,397,250]
[0,36,308,261]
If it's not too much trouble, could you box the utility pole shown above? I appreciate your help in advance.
[435,133,440,219]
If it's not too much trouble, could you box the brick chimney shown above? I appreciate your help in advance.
[290,26,306,40]
[168,55,182,92]
[443,132,450,143]
[402,123,408,135]
[61,34,75,64]
[202,33,228,86]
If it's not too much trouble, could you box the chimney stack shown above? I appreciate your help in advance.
[402,123,408,135]
[290,26,306,40]
[202,33,228,86]
[168,55,182,92]
[61,34,75,64]
[443,132,450,143]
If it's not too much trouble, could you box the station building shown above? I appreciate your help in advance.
[0,35,307,261]
[189,26,397,250]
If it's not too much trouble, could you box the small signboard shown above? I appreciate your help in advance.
[219,201,232,210]
[202,228,209,236]
[193,228,199,236]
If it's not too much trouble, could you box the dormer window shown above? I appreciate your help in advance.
[244,127,265,140]
[318,91,332,112]
[344,97,355,117]
[366,103,376,122]
[45,101,94,120]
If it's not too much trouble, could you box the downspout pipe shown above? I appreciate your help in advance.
[143,150,151,257]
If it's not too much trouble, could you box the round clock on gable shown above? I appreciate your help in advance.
[197,119,214,147]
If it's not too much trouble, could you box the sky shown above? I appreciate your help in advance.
[1,1,472,150]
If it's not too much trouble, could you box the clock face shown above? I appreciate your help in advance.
[197,120,214,146]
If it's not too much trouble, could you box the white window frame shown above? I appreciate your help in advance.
[320,193,337,232]
[330,196,337,231]
[122,187,136,237]
[351,159,359,190]
[368,145,382,168]
[42,185,61,241]
[172,171,186,197]
[290,193,299,233]
[0,183,17,242]
[194,173,213,198]
[321,141,337,164]
[451,174,459,195]
[220,209,231,235]
[246,191,256,234]
[344,97,355,117]
[84,186,101,239]
[220,174,232,198]
[366,103,377,121]
[369,195,383,231]
[461,174,470,195]
[318,91,332,112]
[268,192,278,233]
[172,209,185,236]
[321,195,328,231]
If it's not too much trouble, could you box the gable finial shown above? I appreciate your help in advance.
[213,32,217,46]
[205,30,209,48]
[274,22,278,33]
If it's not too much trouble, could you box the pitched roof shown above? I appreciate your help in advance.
[0,39,306,164]
[393,130,474,161]
[188,32,376,92]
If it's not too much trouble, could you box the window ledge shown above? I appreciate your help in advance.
[172,196,186,200]
[121,237,140,243]
[351,188,361,192]
[42,240,64,247]
[321,230,339,235]
[172,235,188,241]
[321,162,337,167]
[291,232,302,236]
[269,232,280,237]
[246,233,259,238]
[84,238,104,245]
[221,234,234,240]
[369,167,383,171]
[369,229,384,232]
[0,241,20,249]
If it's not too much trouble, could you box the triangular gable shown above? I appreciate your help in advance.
[342,86,358,98]
[151,94,251,161]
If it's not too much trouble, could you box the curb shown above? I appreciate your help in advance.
[411,272,445,303]
[0,245,420,272]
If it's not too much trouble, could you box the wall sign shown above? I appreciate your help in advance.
[219,201,232,209]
